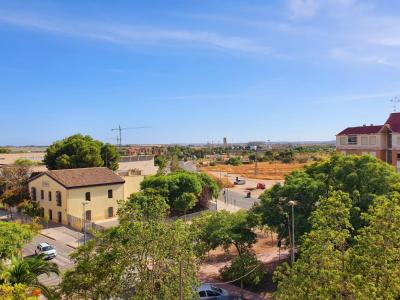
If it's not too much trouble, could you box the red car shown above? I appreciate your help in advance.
[257,183,266,189]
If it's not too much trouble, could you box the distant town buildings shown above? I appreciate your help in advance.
[223,137,228,148]
[128,145,166,156]
[118,155,158,176]
[336,112,400,171]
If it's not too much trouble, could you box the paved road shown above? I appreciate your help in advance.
[218,189,260,210]
[23,234,75,287]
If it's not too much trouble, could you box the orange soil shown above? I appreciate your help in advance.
[200,162,307,180]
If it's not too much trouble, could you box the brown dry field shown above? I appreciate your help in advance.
[199,162,307,180]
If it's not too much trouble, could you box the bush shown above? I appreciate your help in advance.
[226,157,242,166]
[220,253,265,287]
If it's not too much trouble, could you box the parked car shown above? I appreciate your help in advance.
[35,242,57,260]
[234,177,246,185]
[197,284,240,299]
[257,183,266,189]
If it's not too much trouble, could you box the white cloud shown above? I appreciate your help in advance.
[0,13,271,56]
[287,0,320,18]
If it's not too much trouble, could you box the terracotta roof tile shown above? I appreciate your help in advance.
[30,167,125,189]
[385,112,400,133]
[337,125,383,135]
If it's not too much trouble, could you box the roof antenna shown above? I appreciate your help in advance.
[390,97,400,112]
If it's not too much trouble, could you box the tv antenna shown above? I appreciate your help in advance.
[111,125,150,147]
[390,97,400,112]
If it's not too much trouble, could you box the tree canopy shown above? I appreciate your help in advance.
[252,154,400,243]
[0,222,36,259]
[192,210,257,256]
[44,134,120,170]
[274,190,400,300]
[61,192,199,299]
[140,171,220,213]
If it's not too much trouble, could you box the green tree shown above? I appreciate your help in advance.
[192,210,256,256]
[13,159,37,167]
[220,252,265,288]
[61,192,199,299]
[170,155,180,172]
[44,134,119,170]
[253,154,400,244]
[0,255,59,300]
[101,143,120,171]
[347,193,400,299]
[0,222,36,259]
[277,149,294,163]
[154,155,167,174]
[226,157,242,166]
[0,148,10,154]
[140,171,220,214]
[274,191,353,299]
[20,200,42,219]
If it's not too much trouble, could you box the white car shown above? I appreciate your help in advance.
[198,284,237,299]
[35,242,57,260]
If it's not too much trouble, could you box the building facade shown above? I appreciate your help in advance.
[28,167,127,230]
[336,112,400,171]
[118,155,158,176]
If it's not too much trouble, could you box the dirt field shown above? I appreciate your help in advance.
[200,162,307,180]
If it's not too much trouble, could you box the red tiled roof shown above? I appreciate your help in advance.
[385,112,400,133]
[337,125,383,135]
[29,167,125,189]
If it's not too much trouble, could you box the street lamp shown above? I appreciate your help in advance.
[288,200,297,265]
[82,201,89,245]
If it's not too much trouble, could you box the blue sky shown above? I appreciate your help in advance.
[1,0,400,145]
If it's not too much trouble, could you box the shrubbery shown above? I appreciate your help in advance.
[220,252,265,287]
[226,157,242,166]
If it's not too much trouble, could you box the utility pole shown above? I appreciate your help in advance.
[82,201,89,245]
[288,200,296,265]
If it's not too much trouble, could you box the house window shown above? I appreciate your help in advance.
[85,192,91,201]
[58,211,62,223]
[361,136,368,145]
[56,191,62,207]
[85,210,92,221]
[108,207,114,218]
[40,190,44,200]
[387,150,393,164]
[31,187,37,201]
[370,136,377,145]
[48,191,52,201]
[339,137,346,145]
[348,135,357,145]
[108,189,113,198]
[49,209,53,221]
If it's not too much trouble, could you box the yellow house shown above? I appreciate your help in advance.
[28,167,137,230]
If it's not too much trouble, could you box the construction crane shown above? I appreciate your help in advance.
[111,125,150,147]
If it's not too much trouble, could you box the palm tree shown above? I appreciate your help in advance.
[1,254,60,299]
